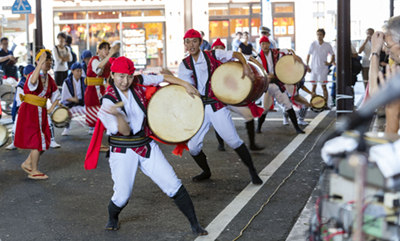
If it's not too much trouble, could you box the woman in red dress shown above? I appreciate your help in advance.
[14,50,60,180]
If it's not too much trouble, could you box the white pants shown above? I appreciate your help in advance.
[188,105,243,155]
[262,84,293,113]
[65,105,86,129]
[227,105,254,122]
[109,141,182,207]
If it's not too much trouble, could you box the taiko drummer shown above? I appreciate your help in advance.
[210,38,264,152]
[84,56,208,235]
[14,50,61,180]
[255,36,305,134]
[175,29,262,185]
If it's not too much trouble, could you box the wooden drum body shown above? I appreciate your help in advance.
[51,106,72,128]
[211,61,267,106]
[275,55,307,85]
[310,95,326,112]
[147,85,204,143]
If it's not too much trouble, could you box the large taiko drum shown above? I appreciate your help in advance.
[51,105,72,128]
[147,85,204,143]
[275,55,307,85]
[211,61,268,106]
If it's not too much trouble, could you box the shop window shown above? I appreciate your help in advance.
[274,3,294,13]
[209,4,229,16]
[230,4,250,15]
[273,18,294,36]
[209,20,229,39]
[56,24,87,62]
[230,19,249,36]
[250,18,261,36]
[88,11,119,20]
[143,10,164,17]
[55,11,86,20]
[88,23,121,54]
[121,10,142,17]
[252,4,261,14]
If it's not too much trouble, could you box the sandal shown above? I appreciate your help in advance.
[28,173,49,180]
[21,165,32,174]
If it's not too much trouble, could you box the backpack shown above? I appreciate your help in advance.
[351,56,362,85]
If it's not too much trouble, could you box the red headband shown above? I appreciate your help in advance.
[109,56,136,75]
[259,36,271,44]
[211,38,225,49]
[183,29,202,39]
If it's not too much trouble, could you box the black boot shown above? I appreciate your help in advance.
[234,143,262,185]
[173,185,208,236]
[215,131,226,151]
[191,151,211,182]
[105,200,124,231]
[256,113,267,133]
[246,120,265,151]
[287,109,305,134]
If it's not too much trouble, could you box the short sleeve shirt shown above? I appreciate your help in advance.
[0,49,13,68]
[308,41,334,74]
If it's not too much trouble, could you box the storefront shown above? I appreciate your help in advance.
[208,2,261,50]
[271,2,295,50]
[53,8,166,69]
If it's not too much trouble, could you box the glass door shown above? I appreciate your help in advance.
[209,20,230,50]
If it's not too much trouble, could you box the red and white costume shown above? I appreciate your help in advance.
[14,73,60,151]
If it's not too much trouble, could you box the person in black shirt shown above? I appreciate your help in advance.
[238,32,256,58]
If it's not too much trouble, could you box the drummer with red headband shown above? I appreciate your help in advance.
[85,40,119,135]
[174,29,262,185]
[210,38,264,152]
[85,56,207,235]
[14,50,61,180]
[255,36,305,134]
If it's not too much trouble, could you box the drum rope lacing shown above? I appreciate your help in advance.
[232,118,336,241]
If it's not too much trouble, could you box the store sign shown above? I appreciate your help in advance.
[2,6,12,10]
[12,0,32,14]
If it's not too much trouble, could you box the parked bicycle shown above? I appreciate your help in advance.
[0,76,17,115]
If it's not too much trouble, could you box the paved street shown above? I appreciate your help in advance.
[0,80,366,241]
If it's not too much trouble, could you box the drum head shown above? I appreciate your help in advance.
[211,62,252,105]
[52,108,69,123]
[148,85,204,143]
[310,95,326,112]
[0,124,9,147]
[275,55,306,85]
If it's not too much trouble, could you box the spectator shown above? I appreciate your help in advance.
[80,50,93,78]
[232,32,243,51]
[259,26,277,49]
[306,29,335,106]
[358,28,374,88]
[199,31,211,51]
[369,16,400,134]
[8,35,17,52]
[65,35,78,70]
[53,32,72,86]
[0,37,19,80]
[238,32,256,58]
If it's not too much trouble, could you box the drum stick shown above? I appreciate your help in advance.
[115,101,124,108]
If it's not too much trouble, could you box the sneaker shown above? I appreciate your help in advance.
[6,143,17,150]
[50,140,61,148]
[298,119,308,126]
[283,116,289,125]
[88,128,94,135]
[62,128,70,136]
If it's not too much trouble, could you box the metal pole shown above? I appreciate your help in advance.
[390,0,394,17]
[336,0,354,120]
[26,14,30,64]
[35,0,43,52]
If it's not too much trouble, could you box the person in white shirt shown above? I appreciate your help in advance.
[61,62,87,136]
[306,29,335,105]
[172,29,262,185]
[358,28,374,88]
[52,32,73,86]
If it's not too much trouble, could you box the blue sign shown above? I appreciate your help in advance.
[12,0,31,14]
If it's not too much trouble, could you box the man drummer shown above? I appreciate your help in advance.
[210,38,264,152]
[255,36,305,134]
[85,40,119,135]
[174,29,262,185]
[61,62,86,136]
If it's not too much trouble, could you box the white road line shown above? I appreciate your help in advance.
[195,110,331,241]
